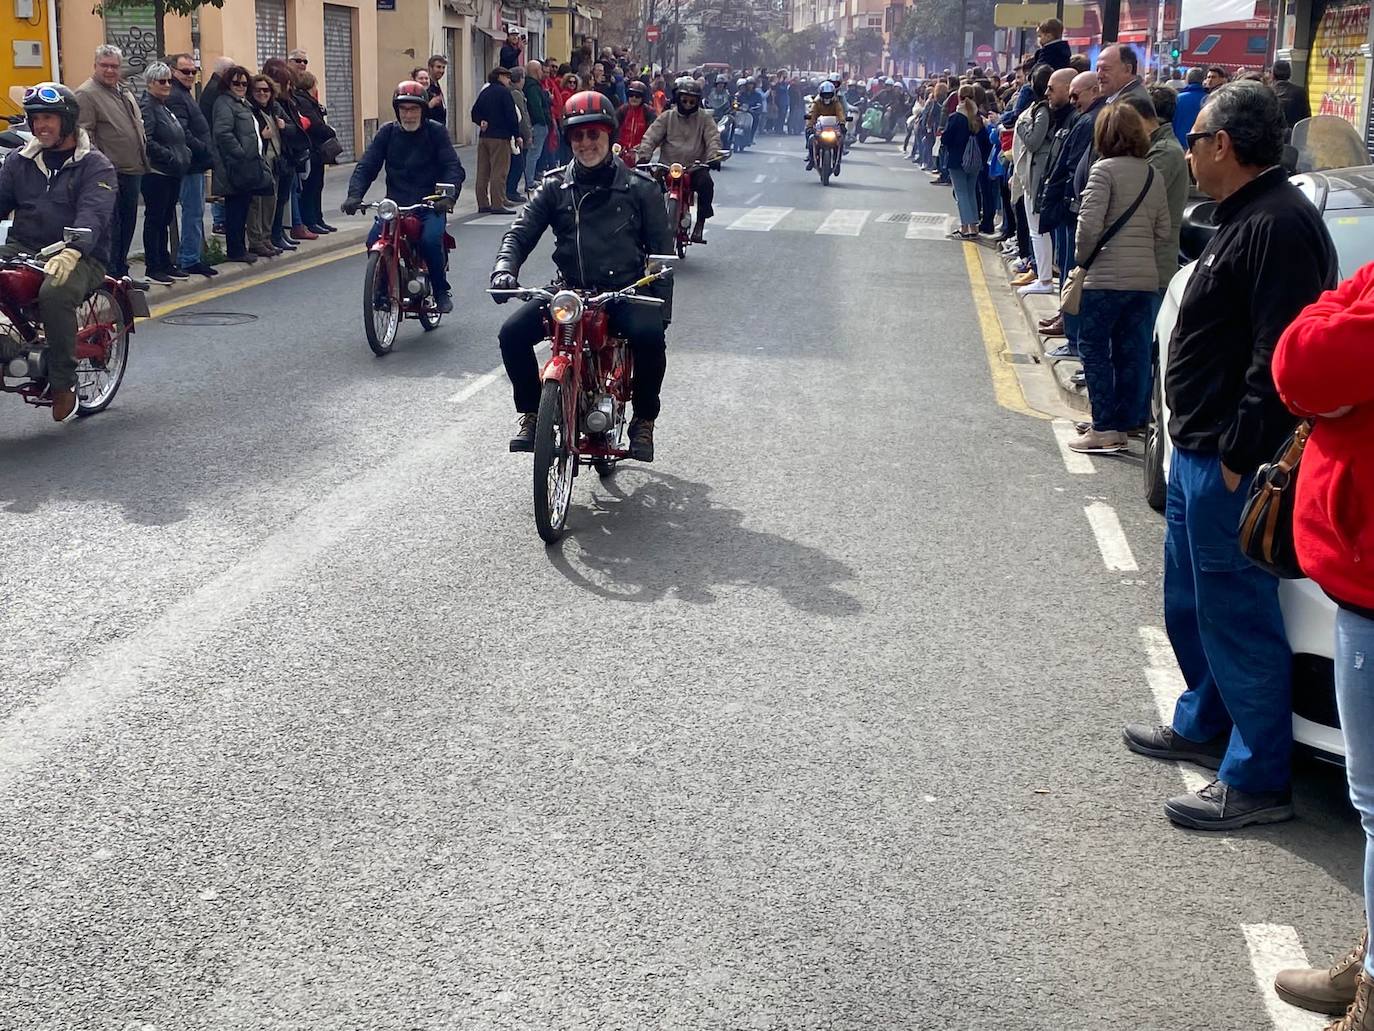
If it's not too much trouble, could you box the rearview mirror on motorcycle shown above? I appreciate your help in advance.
[436,182,457,199]
[62,226,93,248]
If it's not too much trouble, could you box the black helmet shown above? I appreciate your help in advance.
[22,81,79,138]
[627,80,647,98]
[673,75,702,99]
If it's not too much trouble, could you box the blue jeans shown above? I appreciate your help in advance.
[948,168,979,226]
[527,124,549,187]
[176,171,205,268]
[1054,219,1079,349]
[367,208,450,297]
[1077,289,1154,431]
[1166,447,1293,793]
[1333,607,1374,974]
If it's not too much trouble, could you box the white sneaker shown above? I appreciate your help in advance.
[1017,279,1056,296]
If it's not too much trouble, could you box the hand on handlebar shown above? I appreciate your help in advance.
[43,247,81,287]
[490,271,519,303]
[341,196,362,215]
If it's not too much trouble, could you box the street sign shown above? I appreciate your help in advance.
[645,23,661,42]
[975,43,995,62]
[993,3,1087,29]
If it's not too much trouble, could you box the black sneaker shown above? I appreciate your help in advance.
[1122,723,1227,770]
[805,158,815,170]
[628,417,655,462]
[189,262,219,277]
[147,270,175,284]
[434,292,454,314]
[168,266,191,280]
[509,413,537,453]
[1164,779,1294,831]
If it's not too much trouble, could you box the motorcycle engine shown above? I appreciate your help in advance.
[0,320,27,364]
[403,264,430,300]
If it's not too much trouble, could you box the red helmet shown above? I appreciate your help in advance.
[562,89,617,133]
[392,79,427,118]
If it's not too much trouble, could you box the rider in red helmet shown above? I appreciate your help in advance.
[343,80,465,311]
[490,89,674,461]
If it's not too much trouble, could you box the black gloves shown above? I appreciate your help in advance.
[434,195,455,216]
[341,196,362,215]
[490,271,518,303]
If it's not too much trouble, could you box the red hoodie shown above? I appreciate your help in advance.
[1272,259,1374,613]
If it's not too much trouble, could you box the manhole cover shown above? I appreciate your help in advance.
[160,311,259,326]
[877,211,948,225]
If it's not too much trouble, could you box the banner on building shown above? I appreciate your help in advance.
[1307,1,1369,130]
[1179,0,1258,33]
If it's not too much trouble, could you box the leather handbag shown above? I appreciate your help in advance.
[318,136,343,164]
[1060,167,1154,315]
[1238,421,1310,579]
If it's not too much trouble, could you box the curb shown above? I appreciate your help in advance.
[989,244,1090,415]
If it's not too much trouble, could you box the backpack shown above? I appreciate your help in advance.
[960,133,982,175]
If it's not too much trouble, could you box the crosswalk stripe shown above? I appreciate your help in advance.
[726,207,793,231]
[815,209,870,236]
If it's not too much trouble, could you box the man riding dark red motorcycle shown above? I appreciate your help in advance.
[0,82,117,422]
[633,76,722,243]
[343,80,465,312]
[491,89,674,461]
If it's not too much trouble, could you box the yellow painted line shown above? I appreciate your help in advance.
[961,240,1046,420]
[147,246,361,319]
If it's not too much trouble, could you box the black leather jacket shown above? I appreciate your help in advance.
[494,159,674,294]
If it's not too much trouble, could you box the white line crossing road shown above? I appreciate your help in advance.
[1241,924,1328,1031]
[725,206,795,231]
[1137,626,1211,794]
[815,209,871,236]
[1084,502,1139,572]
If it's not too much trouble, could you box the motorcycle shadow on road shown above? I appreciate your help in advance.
[547,469,864,617]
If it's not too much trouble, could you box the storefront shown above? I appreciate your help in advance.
[1305,0,1372,154]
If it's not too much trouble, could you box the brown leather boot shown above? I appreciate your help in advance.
[1326,970,1374,1031]
[1276,930,1366,1015]
[50,386,78,423]
[290,225,319,241]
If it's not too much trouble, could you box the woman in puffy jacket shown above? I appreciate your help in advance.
[139,61,192,283]
[1068,102,1170,454]
[292,71,339,239]
[1273,262,1374,1022]
[211,65,273,264]
[247,74,284,258]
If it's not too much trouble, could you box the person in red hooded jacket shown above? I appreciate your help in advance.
[1270,259,1374,1027]
[615,81,655,166]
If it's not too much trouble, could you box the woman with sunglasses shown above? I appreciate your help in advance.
[138,61,192,283]
[246,74,284,258]
[209,65,273,264]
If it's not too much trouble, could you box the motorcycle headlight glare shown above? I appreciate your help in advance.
[820,130,837,141]
[550,290,583,325]
[669,162,684,179]
[377,198,400,221]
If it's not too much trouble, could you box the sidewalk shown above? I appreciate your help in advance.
[130,142,482,308]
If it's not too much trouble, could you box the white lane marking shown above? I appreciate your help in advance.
[743,191,763,205]
[449,342,547,404]
[0,361,513,790]
[727,206,793,232]
[1241,925,1328,1031]
[753,173,768,184]
[815,209,870,236]
[1084,502,1138,572]
[468,214,520,225]
[1138,626,1210,793]
[1052,419,1095,474]
[767,155,780,164]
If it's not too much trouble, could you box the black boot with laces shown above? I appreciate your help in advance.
[509,413,537,453]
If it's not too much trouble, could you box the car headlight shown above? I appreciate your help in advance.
[377,198,399,221]
[669,162,684,179]
[550,290,583,325]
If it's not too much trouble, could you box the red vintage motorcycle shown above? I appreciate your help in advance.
[0,233,146,418]
[642,159,720,258]
[488,264,675,544]
[356,184,457,356]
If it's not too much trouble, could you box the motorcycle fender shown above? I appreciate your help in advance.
[368,237,390,253]
[540,352,572,385]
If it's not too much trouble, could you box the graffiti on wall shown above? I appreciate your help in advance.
[104,3,158,87]
[1308,1,1369,127]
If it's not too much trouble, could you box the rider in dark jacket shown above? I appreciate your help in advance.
[344,80,465,311]
[491,90,674,461]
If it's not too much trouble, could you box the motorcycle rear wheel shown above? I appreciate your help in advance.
[533,379,574,544]
[363,250,400,356]
[74,287,129,415]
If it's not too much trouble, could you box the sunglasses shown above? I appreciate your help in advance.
[1186,129,1218,150]
[175,67,197,75]
[289,58,308,65]
[253,86,272,93]
[153,78,173,85]
[568,127,606,143]
[231,79,249,87]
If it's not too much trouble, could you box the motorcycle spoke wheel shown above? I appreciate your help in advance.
[533,380,574,544]
[74,288,129,415]
[363,250,400,356]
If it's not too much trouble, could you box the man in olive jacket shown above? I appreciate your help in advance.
[74,44,148,279]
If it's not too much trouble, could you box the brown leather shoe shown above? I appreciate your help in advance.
[290,225,319,241]
[1276,930,1366,1015]
[50,386,78,423]
[1040,315,1065,337]
[1326,970,1374,1031]
[1011,270,1037,287]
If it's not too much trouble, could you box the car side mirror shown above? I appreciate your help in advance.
[436,182,456,199]
[62,226,93,248]
[1178,200,1219,264]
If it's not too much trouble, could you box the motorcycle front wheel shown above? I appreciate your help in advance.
[819,148,832,185]
[363,250,400,356]
[533,379,575,544]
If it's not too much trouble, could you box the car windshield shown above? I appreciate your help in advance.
[1325,210,1374,278]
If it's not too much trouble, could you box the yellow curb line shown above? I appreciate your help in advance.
[961,240,1047,420]
[147,246,362,320]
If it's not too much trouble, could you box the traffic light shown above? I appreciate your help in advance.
[1170,44,1181,61]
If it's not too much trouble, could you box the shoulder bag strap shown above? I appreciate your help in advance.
[1080,166,1154,271]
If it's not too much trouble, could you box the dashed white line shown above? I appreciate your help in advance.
[1084,502,1138,571]
[1138,626,1210,793]
[815,209,870,236]
[727,206,793,232]
[753,173,768,183]
[742,191,763,205]
[1241,925,1328,1031]
[1051,419,1095,474]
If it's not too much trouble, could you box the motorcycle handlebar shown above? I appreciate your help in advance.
[486,268,674,308]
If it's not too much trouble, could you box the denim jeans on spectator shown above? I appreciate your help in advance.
[212,199,225,229]
[527,124,549,189]
[507,149,526,199]
[367,208,450,297]
[948,168,980,226]
[176,171,205,269]
[1054,218,1078,348]
[1166,446,1293,794]
[1333,607,1374,975]
[1077,288,1154,431]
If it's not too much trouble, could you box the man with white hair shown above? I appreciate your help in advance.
[74,44,148,279]
[287,49,309,71]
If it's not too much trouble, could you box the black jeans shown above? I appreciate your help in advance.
[498,297,667,420]
[139,173,180,274]
[1013,196,1032,259]
[273,170,294,240]
[223,193,252,258]
[300,158,325,227]
[689,167,715,220]
[108,172,141,277]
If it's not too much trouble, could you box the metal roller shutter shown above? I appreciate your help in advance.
[103,3,158,90]
[255,0,288,68]
[323,4,356,162]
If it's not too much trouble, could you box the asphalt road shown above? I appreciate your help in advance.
[0,134,1364,1030]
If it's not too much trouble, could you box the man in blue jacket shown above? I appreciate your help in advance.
[344,81,466,312]
[1172,67,1207,147]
